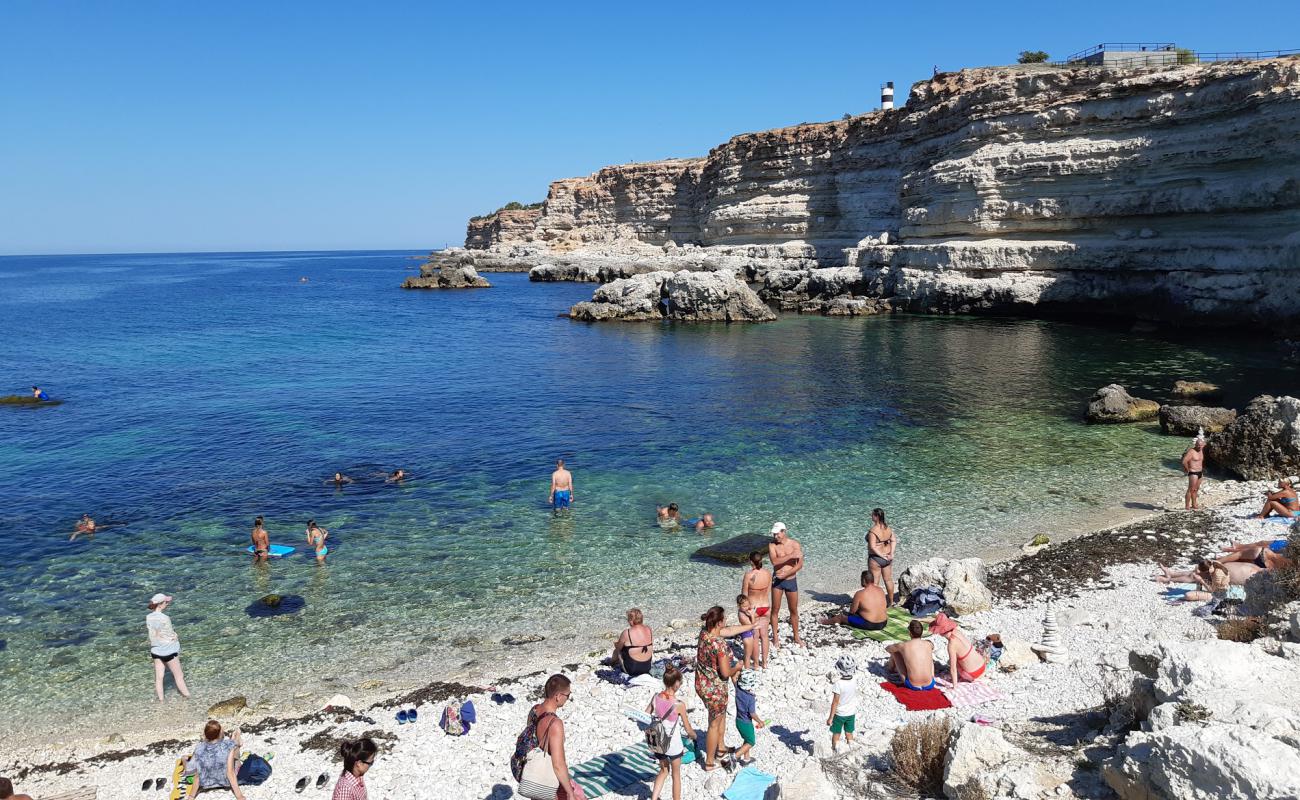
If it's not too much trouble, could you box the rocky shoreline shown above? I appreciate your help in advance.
[8,477,1299,799]
[423,57,1300,329]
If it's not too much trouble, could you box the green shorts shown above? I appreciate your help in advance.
[830,714,856,735]
[735,717,756,746]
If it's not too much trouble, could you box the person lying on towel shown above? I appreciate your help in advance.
[885,621,936,690]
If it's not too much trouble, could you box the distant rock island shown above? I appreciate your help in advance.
[428,58,1300,327]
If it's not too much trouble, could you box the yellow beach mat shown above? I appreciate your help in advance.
[168,758,188,800]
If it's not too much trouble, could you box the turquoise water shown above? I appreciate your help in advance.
[0,250,1290,740]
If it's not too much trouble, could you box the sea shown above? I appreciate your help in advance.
[0,250,1289,741]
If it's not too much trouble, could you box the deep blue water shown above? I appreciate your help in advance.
[0,250,1291,737]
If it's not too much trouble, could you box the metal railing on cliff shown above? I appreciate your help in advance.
[1055,45,1299,69]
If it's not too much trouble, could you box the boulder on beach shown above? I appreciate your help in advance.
[692,533,772,565]
[944,722,1061,799]
[207,695,248,717]
[1104,638,1300,800]
[1085,384,1160,424]
[1158,404,1237,436]
[897,557,992,615]
[568,270,776,323]
[1206,395,1300,480]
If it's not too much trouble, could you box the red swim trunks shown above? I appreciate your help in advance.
[756,607,770,617]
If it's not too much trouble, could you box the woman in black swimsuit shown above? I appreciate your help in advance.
[866,508,898,606]
[611,608,654,676]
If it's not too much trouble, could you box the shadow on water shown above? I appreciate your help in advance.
[245,594,306,618]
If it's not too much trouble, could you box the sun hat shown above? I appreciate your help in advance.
[929,612,957,636]
[149,593,173,606]
[770,522,787,535]
[834,655,857,678]
[736,670,759,692]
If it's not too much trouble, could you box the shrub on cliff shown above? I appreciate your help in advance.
[1018,50,1050,63]
[1175,48,1198,65]
[890,717,951,795]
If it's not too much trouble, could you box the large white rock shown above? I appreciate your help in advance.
[897,557,992,615]
[1105,723,1300,800]
[568,270,776,322]
[779,759,836,800]
[943,722,1058,799]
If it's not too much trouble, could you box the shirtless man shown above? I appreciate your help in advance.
[1181,437,1206,510]
[69,514,96,542]
[819,570,888,631]
[0,776,35,800]
[885,620,937,691]
[549,459,573,515]
[250,516,270,563]
[386,469,407,483]
[305,519,329,564]
[768,522,805,647]
[741,551,773,667]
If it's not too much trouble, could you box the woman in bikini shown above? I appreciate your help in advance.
[1254,479,1300,519]
[741,551,772,668]
[305,519,329,564]
[866,508,898,606]
[930,613,985,687]
[611,608,653,676]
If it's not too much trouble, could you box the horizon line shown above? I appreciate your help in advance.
[0,246,443,258]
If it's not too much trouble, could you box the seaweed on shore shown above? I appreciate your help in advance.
[377,680,484,709]
[987,509,1223,604]
[300,727,396,754]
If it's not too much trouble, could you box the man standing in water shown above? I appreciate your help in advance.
[1182,435,1206,510]
[768,522,805,647]
[549,459,573,515]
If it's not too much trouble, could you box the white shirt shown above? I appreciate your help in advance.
[147,610,180,656]
[833,676,859,717]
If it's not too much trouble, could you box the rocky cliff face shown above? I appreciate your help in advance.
[465,208,542,250]
[462,58,1300,327]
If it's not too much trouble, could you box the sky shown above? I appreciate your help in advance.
[2,0,1297,255]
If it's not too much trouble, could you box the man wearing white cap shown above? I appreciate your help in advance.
[767,523,805,647]
[146,593,191,701]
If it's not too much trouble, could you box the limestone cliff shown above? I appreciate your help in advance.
[465,208,541,251]
[460,57,1300,327]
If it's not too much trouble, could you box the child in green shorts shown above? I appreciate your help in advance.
[826,655,859,752]
[732,669,764,766]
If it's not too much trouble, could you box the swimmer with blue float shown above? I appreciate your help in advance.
[549,459,573,515]
[31,385,49,401]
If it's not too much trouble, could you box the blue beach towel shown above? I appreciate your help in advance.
[1270,539,1289,551]
[1163,583,1197,602]
[722,766,777,800]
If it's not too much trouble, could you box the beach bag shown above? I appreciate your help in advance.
[512,710,550,782]
[645,698,673,754]
[441,702,466,736]
[236,754,272,786]
[517,714,560,799]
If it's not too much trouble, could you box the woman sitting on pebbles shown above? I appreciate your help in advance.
[611,608,653,676]
[185,721,245,800]
[1254,479,1300,519]
[930,613,987,686]
[695,606,757,771]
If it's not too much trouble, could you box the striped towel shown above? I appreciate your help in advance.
[938,678,1004,708]
[570,741,661,798]
[848,606,914,643]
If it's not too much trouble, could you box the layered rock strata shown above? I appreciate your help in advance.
[459,58,1300,327]
[567,270,775,323]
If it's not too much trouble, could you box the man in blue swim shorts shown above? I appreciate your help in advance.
[549,459,573,515]
[886,620,937,690]
[767,523,805,647]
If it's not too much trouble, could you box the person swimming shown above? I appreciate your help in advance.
[31,386,48,401]
[386,469,406,484]
[330,472,354,487]
[69,514,96,542]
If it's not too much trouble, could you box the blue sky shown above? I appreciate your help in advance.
[2,0,1296,254]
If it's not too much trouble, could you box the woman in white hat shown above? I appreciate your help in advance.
[146,592,191,701]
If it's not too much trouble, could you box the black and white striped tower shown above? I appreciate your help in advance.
[880,81,895,110]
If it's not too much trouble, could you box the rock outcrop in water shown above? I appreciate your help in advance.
[568,270,775,323]
[457,58,1300,328]
[401,252,492,289]
[1086,384,1160,424]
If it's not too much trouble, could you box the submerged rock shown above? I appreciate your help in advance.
[568,270,776,323]
[1086,384,1160,424]
[245,594,306,618]
[1173,380,1221,398]
[692,533,772,565]
[1207,395,1300,480]
[1159,404,1237,436]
